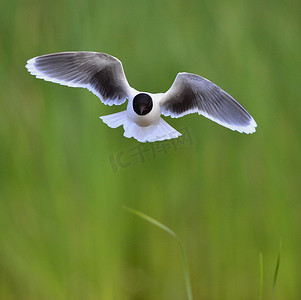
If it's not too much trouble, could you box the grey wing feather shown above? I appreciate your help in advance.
[26,51,133,105]
[160,72,257,134]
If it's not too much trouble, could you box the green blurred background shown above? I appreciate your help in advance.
[1,0,300,299]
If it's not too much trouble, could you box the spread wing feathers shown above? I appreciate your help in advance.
[26,51,134,105]
[160,72,257,134]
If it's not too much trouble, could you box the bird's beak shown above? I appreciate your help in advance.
[139,105,146,115]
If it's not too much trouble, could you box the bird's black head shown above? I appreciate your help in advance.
[133,93,153,116]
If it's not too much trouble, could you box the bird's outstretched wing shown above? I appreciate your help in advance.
[26,51,134,105]
[160,72,257,133]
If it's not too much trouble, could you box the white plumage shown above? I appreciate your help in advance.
[26,51,257,142]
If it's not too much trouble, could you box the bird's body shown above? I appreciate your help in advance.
[26,51,257,142]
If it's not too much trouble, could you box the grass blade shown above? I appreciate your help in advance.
[123,206,194,300]
[272,241,282,300]
[258,253,263,300]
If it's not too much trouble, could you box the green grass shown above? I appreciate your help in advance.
[124,209,283,300]
[258,253,263,300]
[124,206,193,300]
[1,0,301,299]
[272,241,282,300]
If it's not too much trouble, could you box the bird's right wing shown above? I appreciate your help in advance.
[26,51,136,105]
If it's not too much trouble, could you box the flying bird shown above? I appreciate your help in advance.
[26,51,257,142]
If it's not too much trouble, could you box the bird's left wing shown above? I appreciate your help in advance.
[160,72,257,133]
[26,51,135,105]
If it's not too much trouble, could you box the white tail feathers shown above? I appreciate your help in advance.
[123,117,181,142]
[100,110,128,128]
[100,110,181,142]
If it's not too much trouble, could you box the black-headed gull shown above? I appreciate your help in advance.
[26,51,257,142]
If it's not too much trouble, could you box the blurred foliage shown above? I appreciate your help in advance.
[0,0,301,299]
